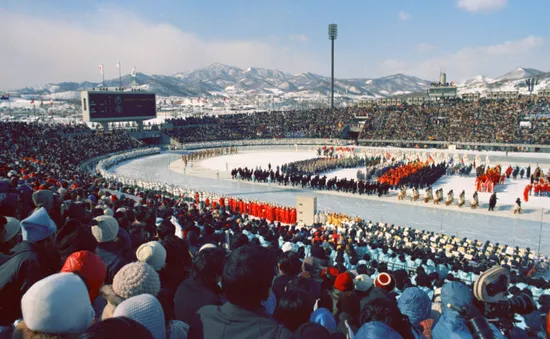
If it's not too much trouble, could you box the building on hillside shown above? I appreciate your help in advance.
[537,89,550,97]
[487,91,519,100]
[461,92,481,101]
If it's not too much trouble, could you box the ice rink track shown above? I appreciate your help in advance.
[109,146,550,255]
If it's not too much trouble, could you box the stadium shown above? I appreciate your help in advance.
[2,2,550,339]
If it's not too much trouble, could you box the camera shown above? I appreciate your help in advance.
[472,265,537,336]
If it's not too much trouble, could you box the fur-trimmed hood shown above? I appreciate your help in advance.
[99,285,124,320]
[11,321,76,339]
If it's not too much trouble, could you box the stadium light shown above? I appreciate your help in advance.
[328,24,338,112]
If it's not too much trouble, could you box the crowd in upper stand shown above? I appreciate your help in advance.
[359,97,550,144]
[164,96,550,145]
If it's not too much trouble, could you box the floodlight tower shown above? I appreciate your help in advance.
[328,24,338,112]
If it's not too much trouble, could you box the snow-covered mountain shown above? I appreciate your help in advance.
[12,65,549,101]
[14,63,431,100]
[457,67,549,95]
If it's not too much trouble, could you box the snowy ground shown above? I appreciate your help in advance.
[108,147,550,255]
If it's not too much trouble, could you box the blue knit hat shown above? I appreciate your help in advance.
[20,207,57,242]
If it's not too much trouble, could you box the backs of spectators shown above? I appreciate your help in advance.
[274,289,314,332]
[92,215,128,284]
[188,244,292,339]
[78,317,154,339]
[158,235,192,297]
[0,208,59,326]
[14,272,94,338]
[272,251,302,304]
[174,246,225,325]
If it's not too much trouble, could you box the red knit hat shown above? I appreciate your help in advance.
[374,272,396,292]
[61,250,107,302]
[321,266,339,280]
[334,272,354,292]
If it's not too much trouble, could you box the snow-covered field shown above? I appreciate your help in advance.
[108,147,550,255]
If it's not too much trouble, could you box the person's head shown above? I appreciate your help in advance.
[113,294,165,339]
[61,250,107,302]
[274,289,314,332]
[0,215,21,252]
[360,297,413,339]
[337,291,361,318]
[397,287,432,328]
[78,317,154,339]
[56,219,98,263]
[19,273,94,337]
[160,235,192,271]
[355,321,404,339]
[92,215,119,243]
[293,322,332,339]
[222,244,275,309]
[193,246,226,283]
[136,241,167,271]
[156,219,175,241]
[20,207,57,244]
[278,251,302,276]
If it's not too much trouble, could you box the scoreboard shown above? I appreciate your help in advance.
[81,91,156,122]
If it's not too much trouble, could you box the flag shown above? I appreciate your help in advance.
[131,66,136,77]
[99,64,104,75]
[50,99,53,106]
[0,94,8,100]
[31,98,34,104]
[116,60,120,69]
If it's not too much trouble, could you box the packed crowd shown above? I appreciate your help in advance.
[1,121,550,338]
[165,107,358,143]
[360,97,550,144]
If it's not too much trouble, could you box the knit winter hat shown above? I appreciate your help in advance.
[92,215,119,243]
[375,272,396,292]
[20,207,57,242]
[113,294,166,339]
[136,241,167,271]
[0,216,20,243]
[32,189,53,211]
[199,243,217,252]
[282,242,293,253]
[334,272,354,292]
[61,250,107,302]
[354,274,374,292]
[113,262,161,300]
[21,272,95,334]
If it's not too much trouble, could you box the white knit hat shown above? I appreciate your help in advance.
[136,241,167,271]
[21,273,94,334]
[113,262,161,300]
[1,216,21,243]
[199,243,217,252]
[282,242,293,253]
[113,294,166,339]
[354,274,374,292]
[103,208,114,216]
[92,215,119,243]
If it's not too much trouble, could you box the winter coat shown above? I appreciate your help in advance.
[0,242,59,326]
[96,241,129,285]
[432,282,504,339]
[167,320,189,339]
[398,287,432,338]
[355,321,404,339]
[174,277,223,325]
[272,274,294,305]
[187,302,292,339]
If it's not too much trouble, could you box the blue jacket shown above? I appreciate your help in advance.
[432,282,504,339]
[355,321,404,339]
[398,287,431,338]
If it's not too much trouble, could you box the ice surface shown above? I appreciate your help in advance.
[109,148,550,255]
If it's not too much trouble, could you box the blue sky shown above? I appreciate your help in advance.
[1,0,549,88]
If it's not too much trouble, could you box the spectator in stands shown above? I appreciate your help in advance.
[188,245,292,338]
[113,294,166,339]
[92,215,129,284]
[272,251,302,304]
[14,273,94,338]
[0,215,21,255]
[273,289,314,332]
[174,246,225,325]
[78,317,154,339]
[0,208,59,326]
[100,261,161,319]
[158,235,192,296]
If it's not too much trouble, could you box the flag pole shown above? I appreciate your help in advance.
[119,62,122,88]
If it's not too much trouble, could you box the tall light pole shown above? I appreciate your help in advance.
[328,24,338,112]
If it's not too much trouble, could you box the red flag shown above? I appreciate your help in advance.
[30,98,34,104]
[50,99,53,106]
